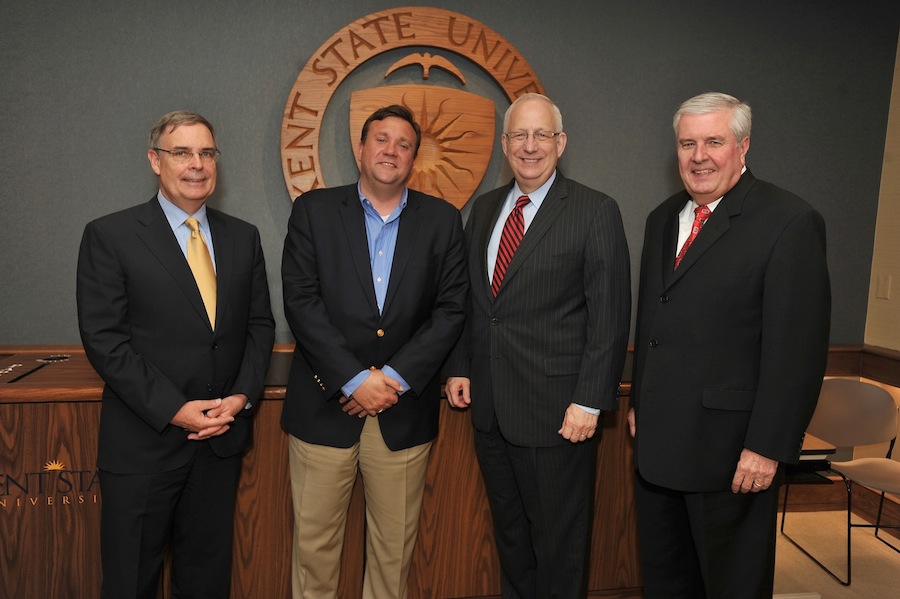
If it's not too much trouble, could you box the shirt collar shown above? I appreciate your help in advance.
[357,183,408,222]
[681,166,746,216]
[511,170,557,210]
[157,191,209,230]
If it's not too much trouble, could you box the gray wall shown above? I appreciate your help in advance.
[1,0,897,345]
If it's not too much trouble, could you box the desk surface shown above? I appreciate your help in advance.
[0,350,102,402]
[0,348,290,403]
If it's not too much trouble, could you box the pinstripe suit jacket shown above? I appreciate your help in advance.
[447,173,631,447]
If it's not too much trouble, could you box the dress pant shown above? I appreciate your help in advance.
[474,421,598,599]
[99,442,242,599]
[288,416,432,599]
[634,469,783,599]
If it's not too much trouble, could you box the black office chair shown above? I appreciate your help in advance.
[780,378,900,585]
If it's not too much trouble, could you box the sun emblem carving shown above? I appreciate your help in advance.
[349,53,496,209]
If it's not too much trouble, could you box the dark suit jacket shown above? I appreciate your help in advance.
[446,173,631,447]
[631,170,831,493]
[77,197,275,474]
[280,184,468,451]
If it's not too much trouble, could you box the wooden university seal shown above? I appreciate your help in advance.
[280,6,545,208]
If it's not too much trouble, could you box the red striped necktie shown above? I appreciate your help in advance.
[491,195,530,296]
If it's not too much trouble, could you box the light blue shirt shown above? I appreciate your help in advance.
[157,194,250,409]
[341,184,410,399]
[485,172,599,416]
[157,192,216,271]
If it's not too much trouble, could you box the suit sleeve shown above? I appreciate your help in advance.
[573,196,632,411]
[385,209,468,395]
[745,208,830,463]
[227,225,276,406]
[282,197,368,398]
[442,204,481,380]
[76,219,187,432]
[629,216,656,413]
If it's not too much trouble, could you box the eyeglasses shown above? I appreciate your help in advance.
[153,148,220,164]
[504,131,561,144]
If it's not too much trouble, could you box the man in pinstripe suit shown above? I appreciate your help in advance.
[445,93,631,599]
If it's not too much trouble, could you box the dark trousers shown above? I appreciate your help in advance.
[474,421,598,599]
[99,443,242,599]
[634,469,783,599]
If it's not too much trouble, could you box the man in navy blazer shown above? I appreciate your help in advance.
[445,93,631,598]
[77,110,275,598]
[629,92,831,598]
[281,105,467,598]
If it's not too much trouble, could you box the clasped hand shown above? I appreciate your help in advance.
[340,369,402,418]
[171,394,247,440]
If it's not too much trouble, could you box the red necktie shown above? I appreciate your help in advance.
[491,195,530,296]
[674,205,711,270]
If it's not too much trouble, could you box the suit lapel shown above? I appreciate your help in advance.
[661,197,685,288]
[493,177,568,298]
[339,190,380,317]
[208,209,231,334]
[475,190,508,301]
[382,193,421,316]
[135,198,212,329]
[668,207,730,284]
[667,172,755,286]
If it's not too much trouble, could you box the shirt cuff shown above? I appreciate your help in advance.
[382,364,410,395]
[342,370,370,398]
[575,403,601,415]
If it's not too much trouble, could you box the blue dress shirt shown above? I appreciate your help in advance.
[157,192,216,271]
[341,185,411,399]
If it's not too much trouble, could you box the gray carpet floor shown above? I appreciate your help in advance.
[774,510,900,598]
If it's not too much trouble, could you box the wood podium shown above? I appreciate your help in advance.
[0,346,642,598]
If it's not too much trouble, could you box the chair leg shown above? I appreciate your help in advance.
[844,479,853,586]
[873,491,900,554]
[780,481,791,533]
[779,474,851,586]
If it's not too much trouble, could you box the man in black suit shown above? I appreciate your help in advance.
[445,93,631,599]
[281,105,467,598]
[77,110,275,598]
[629,92,831,598]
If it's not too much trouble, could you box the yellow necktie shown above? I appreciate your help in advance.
[185,217,216,328]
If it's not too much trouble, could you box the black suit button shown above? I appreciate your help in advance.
[491,318,499,325]
[659,295,669,303]
[211,343,218,350]
[649,339,660,348]
[206,384,213,392]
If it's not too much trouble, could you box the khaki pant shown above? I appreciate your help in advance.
[288,416,432,599]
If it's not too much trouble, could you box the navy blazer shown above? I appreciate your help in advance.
[77,197,275,474]
[631,170,831,492]
[280,184,468,451]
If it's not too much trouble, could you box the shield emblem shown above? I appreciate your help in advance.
[350,85,495,210]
